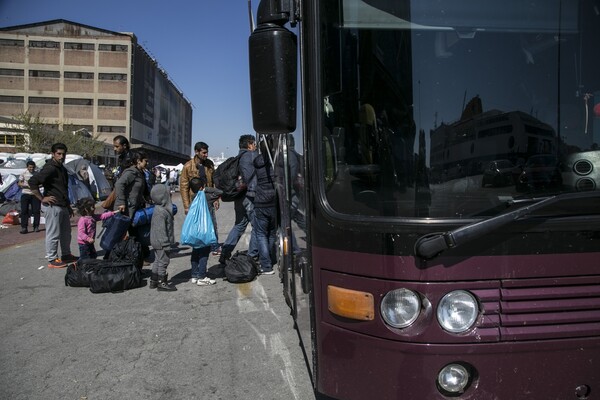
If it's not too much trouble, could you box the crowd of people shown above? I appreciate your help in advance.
[24,132,288,292]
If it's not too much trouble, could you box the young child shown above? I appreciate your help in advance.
[149,183,176,291]
[76,197,117,260]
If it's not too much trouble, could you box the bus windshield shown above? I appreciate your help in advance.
[319,0,600,219]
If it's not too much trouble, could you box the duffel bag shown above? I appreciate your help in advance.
[64,259,103,287]
[131,204,178,227]
[109,237,143,270]
[224,251,259,283]
[88,261,142,293]
[99,213,131,251]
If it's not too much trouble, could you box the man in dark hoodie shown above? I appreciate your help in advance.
[219,134,259,265]
[29,143,78,268]
[252,136,277,275]
[148,183,176,291]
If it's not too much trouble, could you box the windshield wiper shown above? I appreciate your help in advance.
[414,191,600,260]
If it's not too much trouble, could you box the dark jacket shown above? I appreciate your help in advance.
[114,166,149,218]
[149,184,174,249]
[238,149,257,198]
[252,154,276,208]
[28,159,70,207]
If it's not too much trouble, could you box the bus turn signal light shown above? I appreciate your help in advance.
[327,285,374,321]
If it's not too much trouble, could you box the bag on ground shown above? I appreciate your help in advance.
[2,210,19,225]
[212,155,248,201]
[109,237,143,269]
[180,191,217,248]
[64,259,105,287]
[88,261,142,293]
[224,251,259,283]
[99,212,131,251]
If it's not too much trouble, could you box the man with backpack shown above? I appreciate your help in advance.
[218,134,258,265]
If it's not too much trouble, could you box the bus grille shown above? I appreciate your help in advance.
[476,276,600,341]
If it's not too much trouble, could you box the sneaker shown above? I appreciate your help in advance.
[260,269,275,275]
[197,277,216,286]
[34,226,40,232]
[20,228,27,234]
[48,258,67,268]
[191,278,199,284]
[61,254,78,263]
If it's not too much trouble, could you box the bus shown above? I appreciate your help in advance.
[248,1,600,399]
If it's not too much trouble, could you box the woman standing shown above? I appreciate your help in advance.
[114,150,150,219]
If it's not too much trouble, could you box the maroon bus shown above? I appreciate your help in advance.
[248,0,600,399]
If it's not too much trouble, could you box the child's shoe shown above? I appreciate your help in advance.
[48,258,66,268]
[157,275,177,291]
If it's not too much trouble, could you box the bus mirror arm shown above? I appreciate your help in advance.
[415,191,600,260]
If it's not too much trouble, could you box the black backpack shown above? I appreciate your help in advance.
[109,237,143,270]
[224,251,259,283]
[213,155,248,202]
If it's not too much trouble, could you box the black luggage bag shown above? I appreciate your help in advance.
[88,260,142,293]
[224,251,259,283]
[64,259,100,287]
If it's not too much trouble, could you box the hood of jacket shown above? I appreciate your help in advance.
[150,184,173,216]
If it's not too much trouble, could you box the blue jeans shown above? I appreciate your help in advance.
[78,243,97,260]
[190,246,211,279]
[221,196,257,257]
[254,206,277,271]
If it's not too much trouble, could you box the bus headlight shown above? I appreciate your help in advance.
[380,288,421,328]
[437,290,478,333]
[438,363,470,394]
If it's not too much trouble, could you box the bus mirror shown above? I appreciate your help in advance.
[249,23,297,134]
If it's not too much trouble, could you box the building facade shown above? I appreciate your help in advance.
[0,19,192,166]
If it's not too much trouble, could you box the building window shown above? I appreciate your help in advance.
[98,125,126,133]
[64,42,95,50]
[29,70,60,78]
[0,39,24,47]
[29,97,59,104]
[99,73,127,81]
[0,95,24,103]
[64,98,93,106]
[0,68,24,77]
[98,99,126,107]
[0,135,25,146]
[64,71,94,80]
[98,44,128,52]
[29,40,60,49]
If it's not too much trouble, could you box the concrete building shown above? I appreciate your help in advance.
[0,19,192,167]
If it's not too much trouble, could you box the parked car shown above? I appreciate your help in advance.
[516,154,562,192]
[481,159,515,187]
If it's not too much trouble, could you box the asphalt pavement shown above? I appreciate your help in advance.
[0,192,316,400]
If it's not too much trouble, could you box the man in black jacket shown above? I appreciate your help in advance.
[29,143,77,268]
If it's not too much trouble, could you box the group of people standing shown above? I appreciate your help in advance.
[26,132,285,291]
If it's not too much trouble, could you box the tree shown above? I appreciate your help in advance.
[11,112,106,157]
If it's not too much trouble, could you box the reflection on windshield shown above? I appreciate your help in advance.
[320,0,600,219]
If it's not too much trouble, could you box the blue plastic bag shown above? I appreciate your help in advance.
[180,191,217,248]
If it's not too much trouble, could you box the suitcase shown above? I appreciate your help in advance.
[99,213,131,251]
[88,261,142,293]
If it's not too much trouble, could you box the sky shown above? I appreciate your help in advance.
[0,0,258,159]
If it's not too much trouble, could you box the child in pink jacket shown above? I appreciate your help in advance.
[76,197,117,260]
